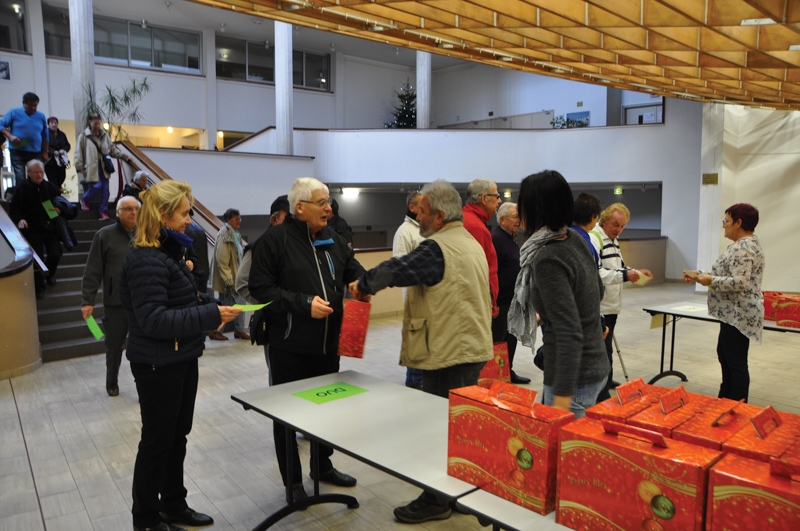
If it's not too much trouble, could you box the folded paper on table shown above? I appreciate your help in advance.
[41,200,59,219]
[86,316,104,340]
[338,299,370,358]
[671,304,706,312]
[232,302,271,311]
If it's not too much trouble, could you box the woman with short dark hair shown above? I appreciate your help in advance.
[508,170,608,417]
[684,203,764,402]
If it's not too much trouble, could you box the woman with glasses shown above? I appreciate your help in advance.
[684,204,764,402]
[508,170,608,417]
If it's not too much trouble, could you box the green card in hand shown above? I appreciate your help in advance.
[232,302,272,312]
[86,315,104,340]
[42,200,59,219]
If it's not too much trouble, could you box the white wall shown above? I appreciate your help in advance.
[340,56,414,129]
[433,63,609,128]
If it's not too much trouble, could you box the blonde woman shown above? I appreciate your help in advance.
[120,180,241,531]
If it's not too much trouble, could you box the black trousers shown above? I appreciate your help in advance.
[130,359,198,528]
[491,305,518,368]
[717,322,750,402]
[269,348,340,486]
[596,313,618,402]
[22,225,62,293]
[102,306,128,388]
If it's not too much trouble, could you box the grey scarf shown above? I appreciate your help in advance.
[507,226,568,347]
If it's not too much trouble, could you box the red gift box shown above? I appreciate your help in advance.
[557,418,722,531]
[337,299,370,358]
[763,291,785,321]
[477,342,511,388]
[627,386,721,438]
[586,378,672,423]
[776,295,800,329]
[448,381,574,514]
[672,400,763,450]
[706,452,800,531]
[723,406,800,463]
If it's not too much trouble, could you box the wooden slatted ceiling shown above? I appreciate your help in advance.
[188,0,800,110]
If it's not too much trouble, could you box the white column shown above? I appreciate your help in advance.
[69,0,95,126]
[416,51,431,129]
[27,0,50,116]
[274,21,293,155]
[695,102,726,292]
[202,29,217,150]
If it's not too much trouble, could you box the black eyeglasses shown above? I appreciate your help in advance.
[300,198,333,207]
[484,193,501,199]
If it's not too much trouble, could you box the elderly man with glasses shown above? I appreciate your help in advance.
[81,195,141,397]
[248,177,367,503]
[462,178,502,318]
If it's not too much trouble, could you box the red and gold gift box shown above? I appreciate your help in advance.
[337,300,371,358]
[557,418,723,531]
[776,295,800,329]
[627,386,721,438]
[763,291,785,321]
[587,378,672,423]
[672,400,763,450]
[477,342,511,388]
[448,381,574,514]
[706,452,800,531]
[723,406,800,463]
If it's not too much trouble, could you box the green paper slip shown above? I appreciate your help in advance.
[293,382,368,404]
[86,316,104,340]
[42,200,59,219]
[232,302,271,311]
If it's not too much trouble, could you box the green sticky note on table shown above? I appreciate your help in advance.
[86,316,104,340]
[293,382,368,404]
[42,200,59,219]
[233,302,271,312]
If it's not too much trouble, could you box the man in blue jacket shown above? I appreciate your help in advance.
[1,92,49,187]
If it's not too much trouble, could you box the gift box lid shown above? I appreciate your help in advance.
[724,406,800,462]
[450,381,574,424]
[561,417,723,467]
[626,386,718,437]
[586,378,671,422]
[673,400,762,450]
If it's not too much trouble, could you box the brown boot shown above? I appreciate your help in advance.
[208,330,228,341]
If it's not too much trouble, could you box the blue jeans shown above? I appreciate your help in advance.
[220,287,246,332]
[11,149,40,188]
[83,169,110,214]
[543,376,607,419]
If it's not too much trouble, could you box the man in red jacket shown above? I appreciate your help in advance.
[462,178,501,317]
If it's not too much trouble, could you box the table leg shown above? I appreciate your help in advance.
[648,314,689,385]
[251,427,359,530]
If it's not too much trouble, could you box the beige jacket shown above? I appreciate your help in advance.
[74,127,125,183]
[212,225,241,293]
[401,221,493,370]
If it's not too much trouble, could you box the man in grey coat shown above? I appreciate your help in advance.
[81,195,139,396]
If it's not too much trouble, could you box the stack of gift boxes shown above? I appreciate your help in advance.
[447,378,800,530]
[764,291,800,329]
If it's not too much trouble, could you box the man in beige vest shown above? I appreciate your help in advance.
[350,179,493,524]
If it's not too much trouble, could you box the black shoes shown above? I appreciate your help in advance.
[133,523,186,531]
[394,494,451,524]
[159,508,213,527]
[107,385,119,397]
[311,467,357,487]
[510,371,531,384]
[46,274,57,286]
[291,484,308,505]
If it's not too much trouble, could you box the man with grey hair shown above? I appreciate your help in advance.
[392,190,425,389]
[463,178,501,317]
[81,195,140,396]
[491,201,530,384]
[122,170,149,201]
[249,177,367,502]
[350,180,493,524]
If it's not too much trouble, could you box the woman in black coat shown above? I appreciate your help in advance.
[44,116,70,190]
[120,180,241,531]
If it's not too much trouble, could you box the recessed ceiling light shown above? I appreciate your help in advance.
[741,18,776,26]
[790,44,800,51]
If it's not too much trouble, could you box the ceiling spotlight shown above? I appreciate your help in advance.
[219,23,226,33]
[613,186,623,196]
[503,191,512,199]
[164,1,171,9]
[395,47,400,56]
[167,126,173,134]
[217,131,224,138]
[285,5,302,12]
[141,20,147,29]
[741,18,776,26]
[330,43,336,52]
[342,188,360,198]
[265,40,270,50]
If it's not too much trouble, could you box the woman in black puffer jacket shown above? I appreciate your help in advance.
[120,180,241,531]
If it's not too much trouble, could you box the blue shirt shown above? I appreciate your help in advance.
[570,224,600,264]
[0,106,49,153]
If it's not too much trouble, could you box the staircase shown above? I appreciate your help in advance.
[37,209,114,362]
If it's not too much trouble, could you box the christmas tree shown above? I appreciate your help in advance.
[384,82,417,128]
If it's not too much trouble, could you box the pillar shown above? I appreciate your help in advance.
[275,21,293,155]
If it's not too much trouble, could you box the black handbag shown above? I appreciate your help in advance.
[87,136,116,174]
[249,309,268,346]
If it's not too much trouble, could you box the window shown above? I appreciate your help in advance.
[42,3,70,58]
[215,35,330,91]
[0,0,27,52]
[94,16,201,74]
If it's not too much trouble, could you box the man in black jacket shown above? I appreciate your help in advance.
[249,178,366,502]
[9,159,62,298]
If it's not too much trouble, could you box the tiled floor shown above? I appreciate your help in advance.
[2,282,798,530]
